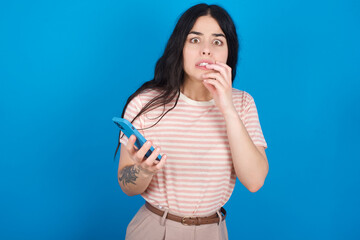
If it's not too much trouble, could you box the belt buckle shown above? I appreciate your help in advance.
[181,216,199,226]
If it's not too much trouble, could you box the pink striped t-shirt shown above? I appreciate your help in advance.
[120,88,267,216]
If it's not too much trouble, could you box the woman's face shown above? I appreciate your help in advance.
[182,15,228,82]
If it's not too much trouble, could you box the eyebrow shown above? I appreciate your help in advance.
[188,31,226,38]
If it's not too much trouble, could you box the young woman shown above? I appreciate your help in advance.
[115,3,268,240]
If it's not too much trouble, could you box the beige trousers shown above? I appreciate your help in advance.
[125,205,229,240]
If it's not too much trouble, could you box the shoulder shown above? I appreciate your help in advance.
[129,88,161,107]
[123,88,161,120]
[232,88,255,106]
[137,88,161,101]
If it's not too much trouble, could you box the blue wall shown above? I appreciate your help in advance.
[1,0,359,239]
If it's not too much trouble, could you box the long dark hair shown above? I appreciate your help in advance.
[114,3,239,158]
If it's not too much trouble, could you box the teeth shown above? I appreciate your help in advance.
[199,62,209,66]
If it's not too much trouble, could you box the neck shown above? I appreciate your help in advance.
[181,77,212,101]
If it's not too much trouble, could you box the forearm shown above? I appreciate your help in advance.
[224,108,269,192]
[118,164,154,196]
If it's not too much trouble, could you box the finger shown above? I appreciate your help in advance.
[205,63,228,79]
[126,135,137,155]
[155,154,167,170]
[203,79,224,92]
[153,152,162,165]
[202,73,228,88]
[215,61,232,85]
[203,80,217,95]
[202,70,229,88]
[135,140,152,161]
[214,61,232,73]
[143,147,161,167]
[206,62,231,83]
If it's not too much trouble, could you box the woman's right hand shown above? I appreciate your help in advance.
[125,135,167,176]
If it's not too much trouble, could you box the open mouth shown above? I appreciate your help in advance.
[198,62,209,67]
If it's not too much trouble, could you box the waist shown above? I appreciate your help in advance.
[145,202,226,226]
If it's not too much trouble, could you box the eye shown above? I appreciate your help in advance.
[213,39,223,46]
[190,38,200,44]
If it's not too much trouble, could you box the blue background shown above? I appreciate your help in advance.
[1,0,359,239]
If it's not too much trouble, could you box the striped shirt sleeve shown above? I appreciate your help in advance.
[242,92,268,148]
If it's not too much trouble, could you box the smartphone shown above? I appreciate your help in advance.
[112,117,161,161]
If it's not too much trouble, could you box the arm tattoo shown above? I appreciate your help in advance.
[119,165,140,186]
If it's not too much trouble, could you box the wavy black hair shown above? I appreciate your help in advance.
[114,3,239,158]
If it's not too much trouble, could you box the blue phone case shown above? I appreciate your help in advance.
[112,117,161,161]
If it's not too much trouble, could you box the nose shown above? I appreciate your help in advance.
[201,43,211,56]
[202,49,211,56]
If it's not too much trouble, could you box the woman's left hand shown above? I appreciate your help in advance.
[202,61,236,116]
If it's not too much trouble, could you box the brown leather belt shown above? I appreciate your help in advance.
[145,202,226,226]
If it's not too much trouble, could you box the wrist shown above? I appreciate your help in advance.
[222,105,238,120]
